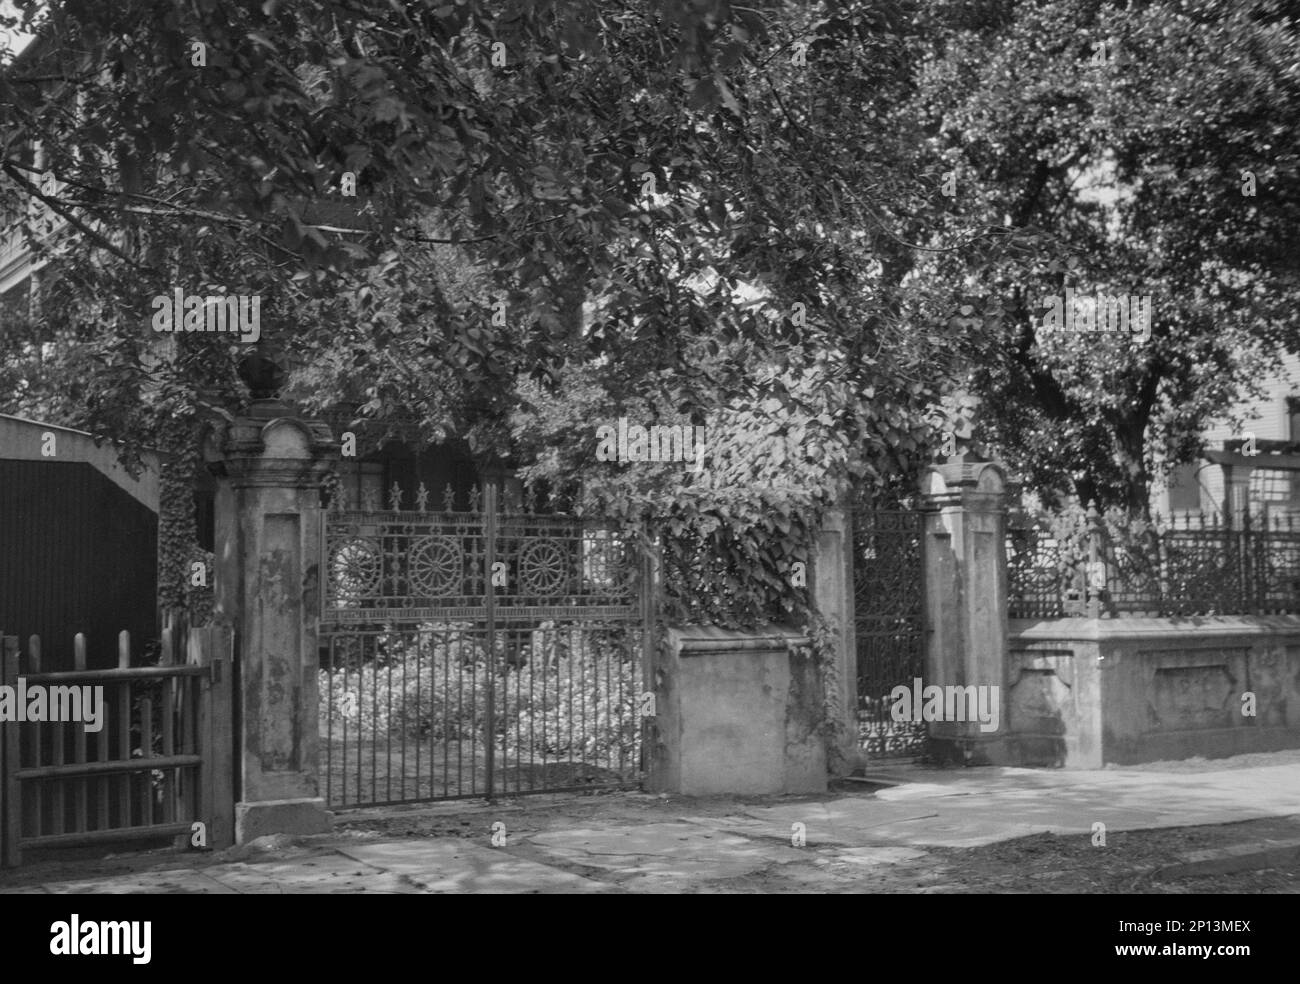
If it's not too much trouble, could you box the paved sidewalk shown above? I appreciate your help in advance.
[4,753,1300,893]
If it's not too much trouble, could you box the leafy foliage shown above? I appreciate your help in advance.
[915,0,1300,510]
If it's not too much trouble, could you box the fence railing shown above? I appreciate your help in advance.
[1,626,233,866]
[1007,506,1300,619]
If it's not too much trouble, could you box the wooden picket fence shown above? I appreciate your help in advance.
[0,625,233,867]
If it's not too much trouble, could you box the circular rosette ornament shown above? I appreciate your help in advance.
[581,533,629,595]
[518,539,570,597]
[408,535,464,598]
[328,537,381,605]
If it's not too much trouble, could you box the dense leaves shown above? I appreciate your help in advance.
[2,1,1296,757]
[916,0,1300,510]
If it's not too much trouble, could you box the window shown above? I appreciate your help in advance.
[1166,463,1201,514]
[1249,467,1290,506]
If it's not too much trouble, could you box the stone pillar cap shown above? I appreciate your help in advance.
[923,457,1007,496]
[202,408,338,472]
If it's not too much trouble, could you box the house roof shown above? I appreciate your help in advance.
[0,413,160,511]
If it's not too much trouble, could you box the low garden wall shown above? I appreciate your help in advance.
[1007,616,1300,767]
[645,624,827,795]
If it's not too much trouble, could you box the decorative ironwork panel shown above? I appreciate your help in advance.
[325,510,491,622]
[323,509,640,623]
[853,504,927,759]
[1007,513,1067,619]
[1257,515,1300,612]
[493,516,640,620]
[1134,524,1243,616]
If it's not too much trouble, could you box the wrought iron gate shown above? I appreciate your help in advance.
[853,496,928,759]
[319,481,650,807]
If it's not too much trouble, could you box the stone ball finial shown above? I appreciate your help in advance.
[237,350,287,400]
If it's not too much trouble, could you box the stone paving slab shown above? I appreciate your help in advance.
[874,764,1300,809]
[832,845,927,864]
[201,854,423,894]
[521,815,914,892]
[35,869,238,895]
[712,762,1300,848]
[335,841,614,893]
[525,822,787,891]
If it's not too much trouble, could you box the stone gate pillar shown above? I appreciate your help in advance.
[920,455,1010,764]
[809,497,860,775]
[203,397,338,842]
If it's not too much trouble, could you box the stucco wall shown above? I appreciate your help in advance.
[646,625,827,795]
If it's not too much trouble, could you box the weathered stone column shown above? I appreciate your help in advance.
[203,398,338,842]
[920,455,1010,764]
[809,497,860,775]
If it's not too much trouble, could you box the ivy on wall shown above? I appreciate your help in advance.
[645,490,849,773]
[505,343,918,774]
[155,415,211,629]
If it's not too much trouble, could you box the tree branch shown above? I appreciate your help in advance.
[0,162,154,273]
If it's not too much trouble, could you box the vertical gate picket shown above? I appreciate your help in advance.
[193,623,234,850]
[116,632,131,826]
[0,625,231,866]
[72,633,87,837]
[2,635,20,867]
[24,636,41,844]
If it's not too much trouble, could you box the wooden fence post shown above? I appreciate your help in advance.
[73,633,87,839]
[192,624,234,850]
[117,632,130,829]
[2,634,19,867]
[22,636,40,848]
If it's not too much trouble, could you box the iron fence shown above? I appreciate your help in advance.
[319,481,650,806]
[1007,506,1300,618]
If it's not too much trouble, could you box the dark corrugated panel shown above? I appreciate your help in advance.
[0,460,157,670]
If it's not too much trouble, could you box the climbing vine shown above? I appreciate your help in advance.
[504,340,935,773]
[154,415,211,629]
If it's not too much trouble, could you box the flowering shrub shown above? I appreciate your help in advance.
[319,621,641,766]
[319,622,488,741]
[499,629,640,764]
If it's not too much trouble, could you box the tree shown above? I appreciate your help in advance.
[0,1,992,475]
[912,0,1300,512]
